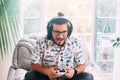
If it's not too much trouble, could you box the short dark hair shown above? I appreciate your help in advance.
[47,13,73,40]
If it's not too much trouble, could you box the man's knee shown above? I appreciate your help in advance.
[25,71,50,80]
[83,72,94,80]
[80,72,94,80]
[25,71,35,80]
[73,72,94,80]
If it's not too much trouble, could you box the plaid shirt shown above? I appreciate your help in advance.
[31,36,89,68]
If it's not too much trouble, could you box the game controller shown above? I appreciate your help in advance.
[55,69,69,76]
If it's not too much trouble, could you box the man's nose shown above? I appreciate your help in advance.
[57,33,64,37]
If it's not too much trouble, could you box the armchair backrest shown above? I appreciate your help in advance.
[12,38,36,70]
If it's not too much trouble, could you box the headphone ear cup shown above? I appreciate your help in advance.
[47,21,53,39]
[47,22,51,32]
[67,21,73,37]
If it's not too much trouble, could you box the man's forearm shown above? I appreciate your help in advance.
[75,64,85,74]
[30,62,48,75]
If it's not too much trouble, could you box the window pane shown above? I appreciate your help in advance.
[97,61,113,73]
[97,0,116,17]
[71,19,92,33]
[97,35,114,47]
[21,0,40,17]
[96,48,114,60]
[96,18,116,33]
[23,19,40,34]
[77,35,92,43]
[44,0,92,17]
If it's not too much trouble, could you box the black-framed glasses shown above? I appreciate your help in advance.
[52,30,68,36]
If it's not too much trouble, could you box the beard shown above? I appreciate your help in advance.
[52,37,66,46]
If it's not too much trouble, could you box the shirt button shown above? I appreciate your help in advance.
[61,59,63,61]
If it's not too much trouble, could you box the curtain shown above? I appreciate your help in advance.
[0,0,23,59]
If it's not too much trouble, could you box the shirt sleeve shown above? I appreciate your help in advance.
[31,39,42,64]
[74,42,89,66]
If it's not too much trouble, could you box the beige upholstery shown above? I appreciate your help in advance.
[7,35,37,80]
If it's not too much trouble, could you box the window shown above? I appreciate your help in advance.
[95,0,116,79]
[21,0,117,80]
[21,0,41,34]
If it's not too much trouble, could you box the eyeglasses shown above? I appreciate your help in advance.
[52,30,68,36]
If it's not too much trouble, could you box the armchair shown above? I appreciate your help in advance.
[7,34,106,80]
[7,34,40,80]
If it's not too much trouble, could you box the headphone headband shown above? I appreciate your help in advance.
[47,12,73,40]
[48,17,71,26]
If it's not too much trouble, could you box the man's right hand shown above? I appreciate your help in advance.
[31,63,60,79]
[44,67,60,79]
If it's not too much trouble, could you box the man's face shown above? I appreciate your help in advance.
[52,23,68,46]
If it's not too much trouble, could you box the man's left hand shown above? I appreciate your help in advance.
[64,66,75,79]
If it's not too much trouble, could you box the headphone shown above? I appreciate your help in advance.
[47,12,73,40]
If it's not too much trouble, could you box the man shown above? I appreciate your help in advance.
[25,12,93,80]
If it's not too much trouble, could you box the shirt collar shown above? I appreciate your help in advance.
[49,38,70,52]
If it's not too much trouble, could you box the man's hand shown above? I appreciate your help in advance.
[45,67,60,79]
[64,66,75,79]
[31,63,60,79]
